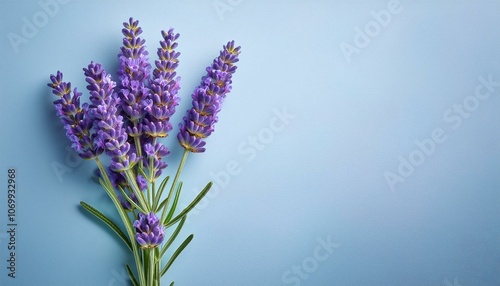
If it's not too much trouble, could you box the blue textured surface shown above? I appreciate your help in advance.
[1,1,500,285]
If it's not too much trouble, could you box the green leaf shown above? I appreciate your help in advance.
[137,166,150,182]
[160,234,194,277]
[169,281,175,286]
[80,201,132,251]
[158,215,187,260]
[124,169,151,213]
[126,264,139,286]
[158,181,182,225]
[157,180,179,214]
[116,186,148,214]
[153,176,170,211]
[94,160,146,285]
[164,182,212,227]
[164,182,182,224]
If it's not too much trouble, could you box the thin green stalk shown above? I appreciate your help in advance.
[134,135,142,160]
[132,120,144,169]
[148,137,158,205]
[155,247,160,286]
[163,182,182,224]
[116,186,148,214]
[158,215,187,260]
[160,149,189,222]
[132,121,148,208]
[124,169,151,212]
[148,248,155,286]
[151,181,156,207]
[160,234,193,277]
[94,157,146,286]
[148,156,155,182]
[142,248,146,283]
[172,149,190,196]
[153,176,170,212]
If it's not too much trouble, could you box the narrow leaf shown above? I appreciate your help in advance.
[80,201,132,251]
[116,186,147,214]
[95,165,146,285]
[157,180,180,214]
[124,169,150,213]
[126,264,139,286]
[153,176,170,211]
[164,182,212,227]
[137,166,149,182]
[160,234,194,277]
[158,215,187,260]
[164,182,182,223]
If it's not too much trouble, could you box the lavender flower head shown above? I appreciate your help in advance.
[84,62,138,172]
[143,28,181,139]
[48,71,102,159]
[141,28,181,178]
[117,17,152,139]
[133,212,165,248]
[118,18,151,84]
[177,41,241,153]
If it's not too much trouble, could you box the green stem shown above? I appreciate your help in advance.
[155,247,160,286]
[134,135,142,160]
[148,137,157,206]
[173,150,189,193]
[151,181,156,208]
[124,169,151,213]
[132,120,143,167]
[148,156,155,182]
[94,157,146,286]
[148,248,155,286]
[160,149,189,223]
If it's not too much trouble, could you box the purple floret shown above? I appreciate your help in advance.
[133,212,165,248]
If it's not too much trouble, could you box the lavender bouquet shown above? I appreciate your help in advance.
[47,18,240,286]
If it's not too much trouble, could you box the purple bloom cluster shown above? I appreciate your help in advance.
[142,28,181,178]
[48,18,184,191]
[133,212,165,248]
[48,17,241,251]
[117,18,152,135]
[84,62,138,172]
[177,41,241,153]
[48,72,102,159]
[143,28,181,139]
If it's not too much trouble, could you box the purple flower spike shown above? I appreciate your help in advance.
[118,17,151,83]
[133,212,165,249]
[143,28,181,140]
[48,71,102,159]
[117,17,152,133]
[84,62,138,172]
[177,41,241,153]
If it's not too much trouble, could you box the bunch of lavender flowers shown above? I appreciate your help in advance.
[47,17,240,286]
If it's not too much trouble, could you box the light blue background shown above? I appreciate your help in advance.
[1,0,500,285]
